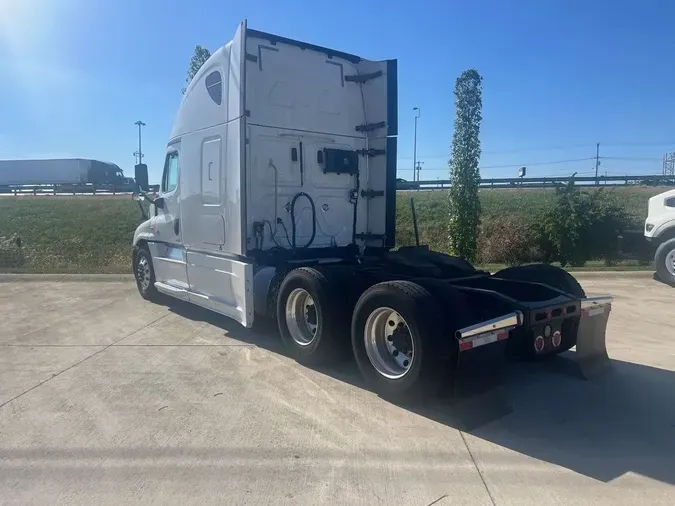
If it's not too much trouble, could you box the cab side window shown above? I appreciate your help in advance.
[162,152,179,193]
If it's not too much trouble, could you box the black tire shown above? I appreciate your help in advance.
[494,263,586,298]
[276,267,350,365]
[495,264,584,356]
[351,281,448,401]
[133,245,160,301]
[654,238,675,285]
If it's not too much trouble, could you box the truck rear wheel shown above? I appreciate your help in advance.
[351,281,445,401]
[133,245,160,302]
[276,267,349,365]
[654,238,675,285]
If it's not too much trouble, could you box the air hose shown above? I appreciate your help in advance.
[290,192,316,249]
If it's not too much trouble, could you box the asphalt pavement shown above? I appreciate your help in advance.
[0,275,673,505]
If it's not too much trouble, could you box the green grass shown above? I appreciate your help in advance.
[0,197,143,273]
[0,186,667,273]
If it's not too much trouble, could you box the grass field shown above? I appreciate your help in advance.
[395,186,665,252]
[0,186,667,273]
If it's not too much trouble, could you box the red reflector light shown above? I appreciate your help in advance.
[552,330,562,348]
[459,341,473,351]
[497,331,508,341]
[534,335,545,353]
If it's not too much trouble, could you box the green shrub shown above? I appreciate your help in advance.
[477,214,544,265]
[540,184,630,267]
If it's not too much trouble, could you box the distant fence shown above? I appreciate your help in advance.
[398,174,675,191]
[0,184,160,196]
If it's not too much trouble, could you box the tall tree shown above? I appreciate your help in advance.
[447,69,483,262]
[182,45,212,94]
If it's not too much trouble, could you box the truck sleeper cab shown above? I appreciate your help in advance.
[132,21,613,399]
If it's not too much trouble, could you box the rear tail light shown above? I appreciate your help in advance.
[534,335,545,353]
[552,330,562,348]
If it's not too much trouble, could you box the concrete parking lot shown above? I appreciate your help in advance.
[1,274,674,505]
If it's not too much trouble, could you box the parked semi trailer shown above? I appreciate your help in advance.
[0,158,128,187]
[131,21,613,399]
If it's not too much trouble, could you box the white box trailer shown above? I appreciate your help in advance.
[131,21,614,399]
[0,158,126,186]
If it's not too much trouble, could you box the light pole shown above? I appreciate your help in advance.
[134,120,146,165]
[413,107,420,181]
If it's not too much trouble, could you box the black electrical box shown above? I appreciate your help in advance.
[322,148,359,175]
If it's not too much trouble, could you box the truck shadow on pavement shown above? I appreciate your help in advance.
[167,301,675,486]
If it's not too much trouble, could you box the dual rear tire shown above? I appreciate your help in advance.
[277,268,461,399]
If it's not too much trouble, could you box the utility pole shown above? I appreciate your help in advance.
[413,107,420,181]
[415,161,424,185]
[134,121,146,165]
[594,142,600,186]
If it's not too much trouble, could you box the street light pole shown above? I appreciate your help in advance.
[413,107,420,181]
[134,120,146,165]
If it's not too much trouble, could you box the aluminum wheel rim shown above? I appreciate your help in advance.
[136,256,151,291]
[364,307,414,380]
[666,249,675,276]
[285,288,318,346]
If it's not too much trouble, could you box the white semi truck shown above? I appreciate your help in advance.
[131,21,614,399]
[644,188,675,284]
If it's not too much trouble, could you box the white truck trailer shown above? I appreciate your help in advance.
[131,21,614,399]
[0,158,126,186]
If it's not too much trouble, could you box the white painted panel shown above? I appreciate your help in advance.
[147,242,189,301]
[181,121,240,255]
[245,36,365,138]
[201,137,222,205]
[228,20,245,122]
[186,251,253,327]
[246,126,365,250]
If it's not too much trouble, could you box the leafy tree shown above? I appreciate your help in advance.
[182,45,212,94]
[447,69,483,262]
[540,182,629,267]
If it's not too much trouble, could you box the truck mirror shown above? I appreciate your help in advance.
[134,164,149,191]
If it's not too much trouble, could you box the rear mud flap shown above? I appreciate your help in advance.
[444,311,524,430]
[444,340,512,431]
[575,296,613,379]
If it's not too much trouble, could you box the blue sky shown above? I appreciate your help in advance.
[1,0,674,183]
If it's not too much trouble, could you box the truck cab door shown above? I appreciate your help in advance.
[148,148,189,299]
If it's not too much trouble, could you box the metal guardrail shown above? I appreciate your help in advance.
[2,174,673,195]
[398,174,675,190]
[0,184,160,195]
